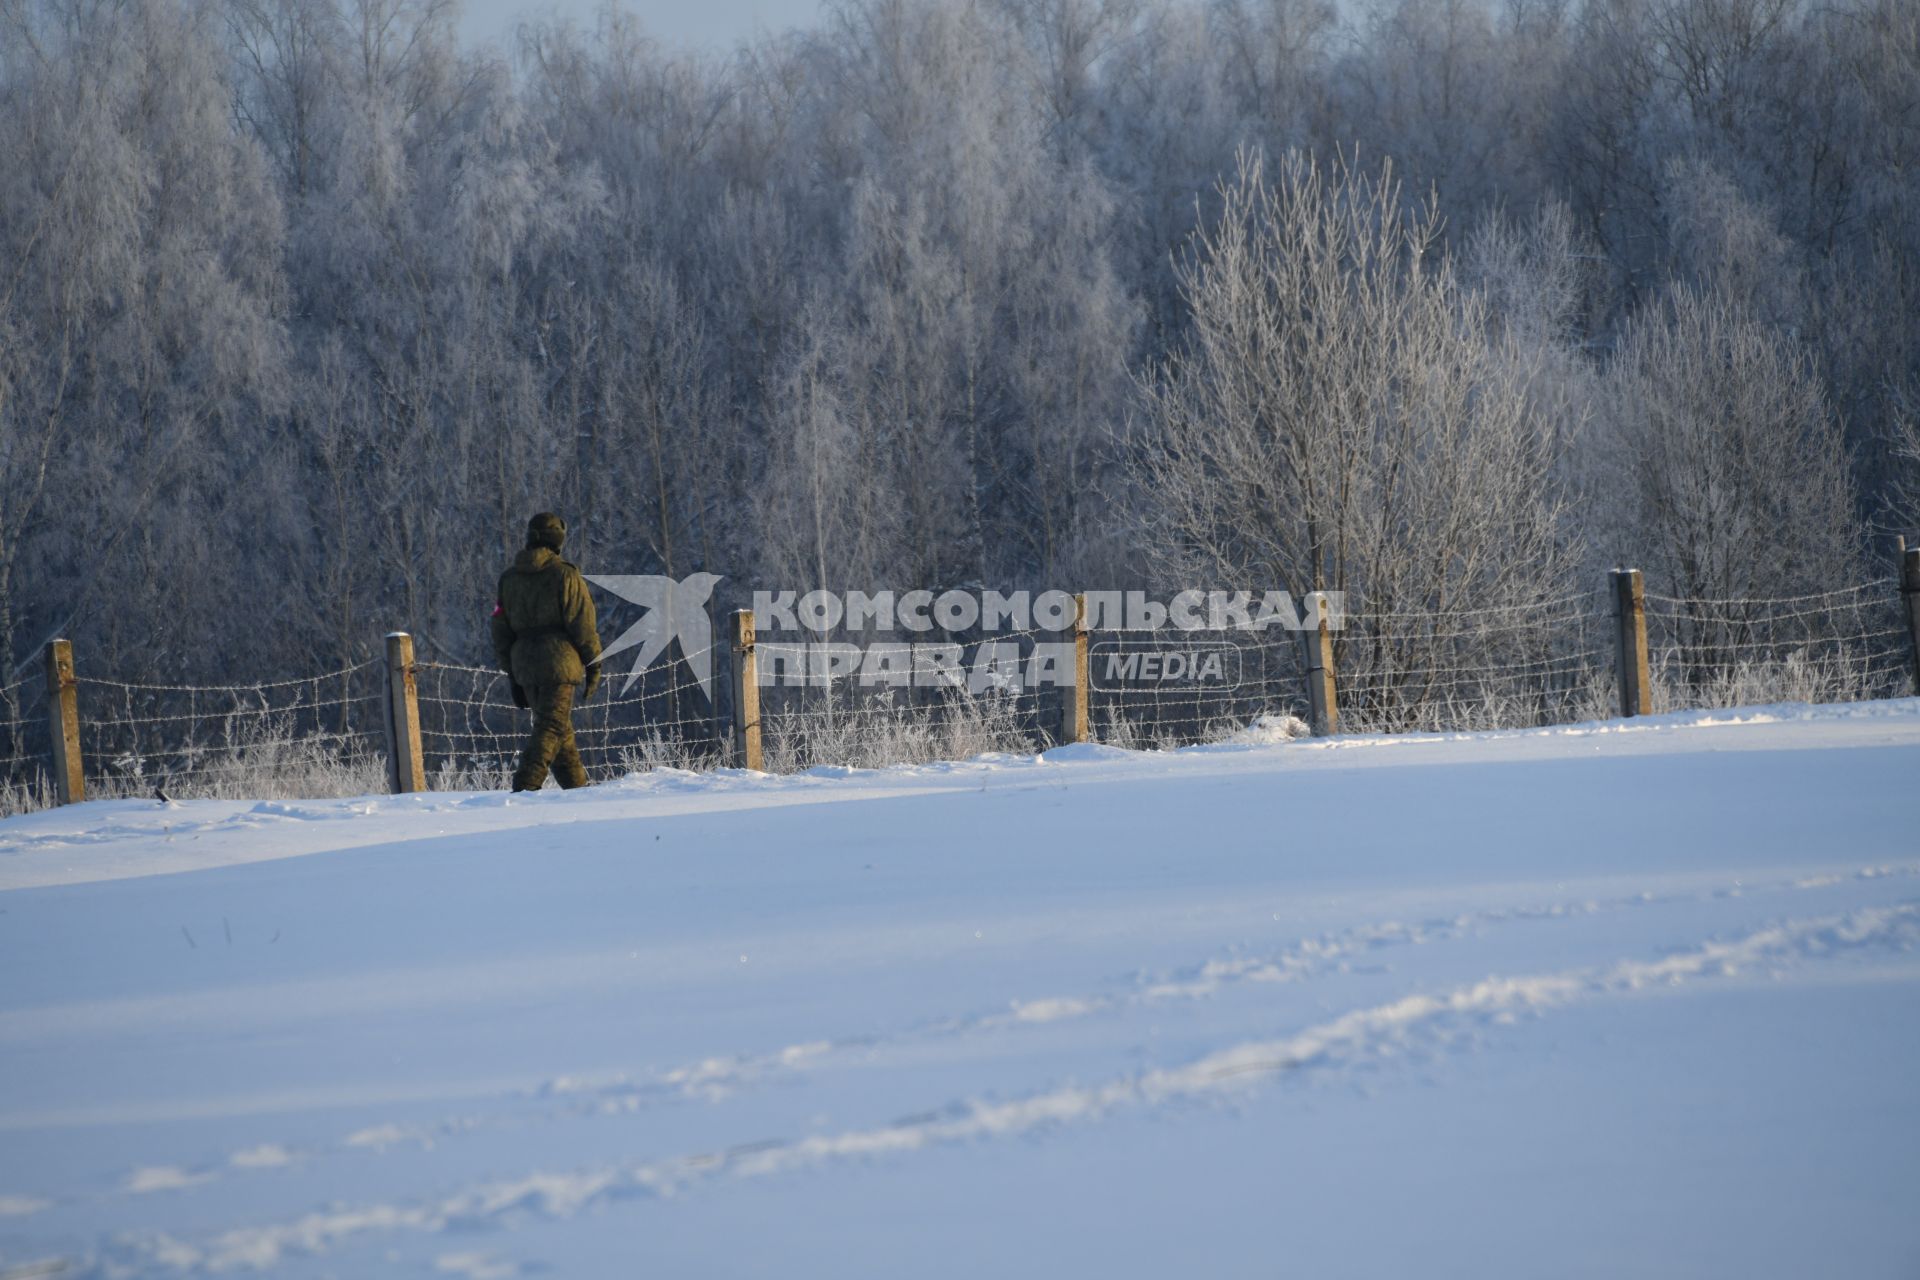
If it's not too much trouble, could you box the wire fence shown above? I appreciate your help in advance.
[1334,591,1616,734]
[1080,591,1614,744]
[3,572,1915,815]
[1089,627,1309,746]
[752,623,1067,771]
[1643,580,1910,709]
[414,644,730,789]
[67,661,387,804]
[0,670,52,812]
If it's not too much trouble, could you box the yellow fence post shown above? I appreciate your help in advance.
[1611,569,1653,717]
[1060,592,1091,744]
[383,632,426,793]
[731,610,763,771]
[1303,595,1338,736]
[44,638,84,805]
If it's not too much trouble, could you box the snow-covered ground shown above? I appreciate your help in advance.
[3,703,1918,1278]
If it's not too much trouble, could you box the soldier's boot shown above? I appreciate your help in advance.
[511,683,574,792]
[552,738,588,789]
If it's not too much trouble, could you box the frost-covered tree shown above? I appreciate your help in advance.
[1600,286,1859,608]
[0,0,1910,710]
[0,0,286,687]
[1134,152,1568,605]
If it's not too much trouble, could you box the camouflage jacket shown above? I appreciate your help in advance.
[491,546,602,688]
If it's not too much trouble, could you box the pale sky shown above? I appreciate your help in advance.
[461,0,828,51]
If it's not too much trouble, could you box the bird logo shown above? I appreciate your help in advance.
[584,572,723,698]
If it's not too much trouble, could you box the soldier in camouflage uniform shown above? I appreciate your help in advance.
[491,512,603,791]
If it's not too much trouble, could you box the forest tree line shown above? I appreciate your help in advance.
[1,0,1916,689]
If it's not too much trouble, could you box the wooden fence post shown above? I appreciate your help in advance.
[1303,594,1338,736]
[44,638,84,805]
[730,609,763,771]
[1901,549,1920,698]
[1060,592,1091,745]
[383,632,426,793]
[1612,568,1652,717]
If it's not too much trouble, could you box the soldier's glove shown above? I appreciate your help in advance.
[511,682,529,710]
[580,667,601,702]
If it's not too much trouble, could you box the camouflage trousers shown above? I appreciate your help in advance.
[512,683,588,791]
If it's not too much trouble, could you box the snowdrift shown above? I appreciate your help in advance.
[2,703,1918,1277]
